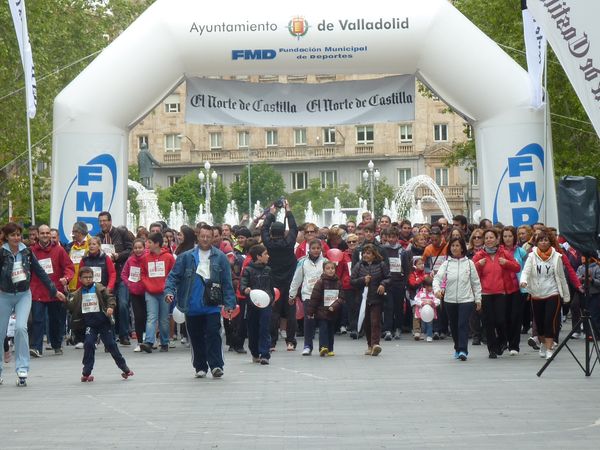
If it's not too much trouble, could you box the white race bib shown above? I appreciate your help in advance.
[11,261,26,283]
[81,292,100,314]
[148,260,166,278]
[389,257,402,273]
[70,249,85,264]
[39,258,54,275]
[92,267,102,283]
[101,244,115,256]
[324,289,339,307]
[128,266,141,282]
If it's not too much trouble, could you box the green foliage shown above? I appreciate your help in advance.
[287,179,358,223]
[230,163,286,214]
[355,177,396,218]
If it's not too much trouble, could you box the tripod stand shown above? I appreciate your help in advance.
[538,258,600,377]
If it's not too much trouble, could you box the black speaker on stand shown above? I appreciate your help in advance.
[538,176,600,377]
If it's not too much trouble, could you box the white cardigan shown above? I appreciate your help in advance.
[520,247,570,303]
[433,256,482,304]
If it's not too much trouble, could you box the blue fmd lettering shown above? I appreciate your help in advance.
[232,49,276,60]
[508,155,533,177]
[78,165,103,185]
[512,208,539,227]
[77,216,100,237]
[76,191,103,211]
[509,181,537,202]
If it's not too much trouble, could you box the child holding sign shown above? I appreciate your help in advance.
[121,238,147,352]
[67,266,133,382]
[308,261,344,356]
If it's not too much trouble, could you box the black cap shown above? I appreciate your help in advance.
[236,227,251,238]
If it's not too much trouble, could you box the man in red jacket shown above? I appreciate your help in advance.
[30,224,75,356]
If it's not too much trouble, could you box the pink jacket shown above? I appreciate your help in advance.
[121,251,147,296]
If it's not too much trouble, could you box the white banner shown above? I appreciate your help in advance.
[528,0,600,136]
[9,0,37,119]
[522,7,546,109]
[185,75,415,126]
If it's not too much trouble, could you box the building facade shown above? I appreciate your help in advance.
[128,74,480,222]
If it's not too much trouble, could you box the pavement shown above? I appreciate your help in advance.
[1,331,600,449]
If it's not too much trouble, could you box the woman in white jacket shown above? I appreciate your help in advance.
[520,231,570,359]
[434,237,482,361]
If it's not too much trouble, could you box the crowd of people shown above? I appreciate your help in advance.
[1,201,599,385]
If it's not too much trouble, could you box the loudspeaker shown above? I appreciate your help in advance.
[558,176,600,256]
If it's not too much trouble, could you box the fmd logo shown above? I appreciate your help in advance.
[493,144,544,227]
[231,49,277,60]
[58,154,117,242]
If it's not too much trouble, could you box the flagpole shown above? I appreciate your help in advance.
[26,115,36,225]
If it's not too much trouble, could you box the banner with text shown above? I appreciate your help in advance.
[185,75,415,126]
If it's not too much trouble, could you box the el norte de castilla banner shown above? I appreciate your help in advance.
[185,75,415,126]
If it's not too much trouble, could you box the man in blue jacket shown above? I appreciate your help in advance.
[165,224,235,379]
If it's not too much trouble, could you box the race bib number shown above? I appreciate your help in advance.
[148,261,166,278]
[389,257,402,273]
[11,261,26,283]
[70,249,85,264]
[39,258,54,275]
[128,266,141,283]
[92,267,102,283]
[101,244,115,256]
[324,289,339,307]
[82,292,100,314]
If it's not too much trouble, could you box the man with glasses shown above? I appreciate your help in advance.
[295,223,330,260]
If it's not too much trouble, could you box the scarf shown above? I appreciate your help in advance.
[536,246,553,261]
[484,246,497,255]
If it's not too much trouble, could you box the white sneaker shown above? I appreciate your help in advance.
[340,326,347,334]
[546,349,554,360]
[181,337,188,345]
[426,336,433,342]
[572,332,581,339]
[133,345,141,353]
[74,342,84,349]
[195,370,207,378]
[539,345,546,358]
[169,340,177,349]
[17,370,27,379]
[302,347,312,356]
[509,350,519,356]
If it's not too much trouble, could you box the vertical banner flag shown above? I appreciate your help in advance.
[522,1,547,109]
[528,0,600,136]
[9,0,37,118]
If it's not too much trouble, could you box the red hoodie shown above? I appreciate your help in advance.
[408,268,426,289]
[295,239,330,260]
[338,251,352,290]
[30,242,74,301]
[473,247,521,294]
[141,248,175,295]
[121,251,148,296]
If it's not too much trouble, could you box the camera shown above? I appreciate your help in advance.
[274,196,286,209]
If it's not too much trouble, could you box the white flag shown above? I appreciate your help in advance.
[522,6,546,109]
[9,0,37,119]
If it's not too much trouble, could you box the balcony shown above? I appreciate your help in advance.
[184,145,345,164]
[397,143,415,155]
[355,145,374,155]
[416,185,465,200]
[163,152,181,163]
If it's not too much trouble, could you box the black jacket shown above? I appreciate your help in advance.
[381,244,412,284]
[96,226,132,275]
[350,259,391,306]
[240,262,274,306]
[261,212,298,285]
[0,244,57,296]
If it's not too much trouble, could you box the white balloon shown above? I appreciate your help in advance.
[420,304,434,323]
[249,289,270,308]
[172,306,185,324]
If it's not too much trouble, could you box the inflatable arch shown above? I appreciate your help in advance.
[51,0,557,241]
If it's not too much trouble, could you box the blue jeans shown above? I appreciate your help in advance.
[186,313,224,372]
[116,281,130,339]
[318,319,335,351]
[31,300,66,353]
[144,292,169,346]
[0,290,32,376]
[423,320,433,338]
[82,313,128,376]
[445,302,474,354]
[247,303,272,359]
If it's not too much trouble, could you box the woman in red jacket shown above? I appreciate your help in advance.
[121,238,147,352]
[473,228,521,358]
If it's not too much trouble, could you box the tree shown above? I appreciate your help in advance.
[230,163,286,214]
[287,178,358,223]
[355,177,396,219]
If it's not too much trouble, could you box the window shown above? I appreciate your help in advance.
[167,176,182,187]
[323,127,336,145]
[320,170,337,188]
[294,128,307,146]
[470,167,478,186]
[36,160,49,175]
[356,125,374,144]
[397,168,412,186]
[233,173,241,183]
[266,130,278,147]
[435,168,449,186]
[138,135,148,149]
[465,124,473,140]
[164,134,181,152]
[209,132,222,150]
[237,131,249,148]
[291,171,308,190]
[399,124,413,142]
[434,124,448,142]
[164,94,180,113]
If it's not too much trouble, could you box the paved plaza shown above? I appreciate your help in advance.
[1,332,600,449]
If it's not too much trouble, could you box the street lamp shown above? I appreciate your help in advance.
[362,160,380,218]
[198,161,218,218]
[247,147,252,216]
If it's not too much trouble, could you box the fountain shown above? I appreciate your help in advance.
[356,197,369,223]
[224,200,240,226]
[127,179,163,229]
[330,197,347,226]
[126,200,138,231]
[382,198,399,223]
[304,201,320,226]
[195,203,213,225]
[395,175,453,223]
[252,201,264,220]
[169,202,189,230]
[409,200,426,224]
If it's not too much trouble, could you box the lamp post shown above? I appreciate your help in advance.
[198,161,218,218]
[362,160,380,218]
[247,147,252,216]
